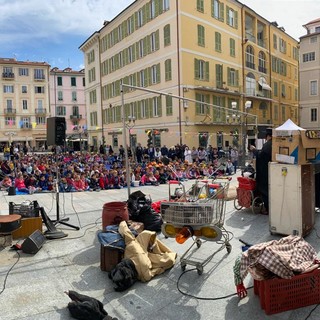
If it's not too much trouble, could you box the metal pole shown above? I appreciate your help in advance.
[121,81,131,199]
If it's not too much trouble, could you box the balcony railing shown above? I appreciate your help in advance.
[246,61,255,70]
[35,108,47,114]
[2,72,14,79]
[258,66,267,73]
[70,114,82,120]
[4,108,16,114]
[34,75,45,81]
[20,123,32,130]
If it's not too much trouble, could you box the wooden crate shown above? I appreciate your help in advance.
[12,217,43,239]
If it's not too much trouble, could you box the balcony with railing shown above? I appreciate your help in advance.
[258,66,267,73]
[2,72,15,79]
[35,108,47,115]
[246,61,255,70]
[20,123,32,130]
[70,114,82,120]
[4,108,16,114]
[34,75,46,81]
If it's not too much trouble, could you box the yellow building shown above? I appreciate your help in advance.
[0,58,50,149]
[80,0,299,153]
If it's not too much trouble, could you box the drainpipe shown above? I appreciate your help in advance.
[176,0,182,145]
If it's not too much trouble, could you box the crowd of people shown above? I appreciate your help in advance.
[0,143,241,195]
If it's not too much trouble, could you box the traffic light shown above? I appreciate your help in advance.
[147,130,153,146]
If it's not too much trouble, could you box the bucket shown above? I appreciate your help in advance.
[133,181,140,187]
[102,201,129,229]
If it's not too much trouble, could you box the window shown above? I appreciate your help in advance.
[227,68,238,86]
[164,24,171,46]
[166,95,173,115]
[303,52,316,62]
[245,72,256,96]
[3,67,12,76]
[257,22,266,47]
[229,38,235,57]
[87,50,95,64]
[71,77,76,86]
[22,100,28,110]
[151,65,157,84]
[88,68,96,82]
[90,112,98,126]
[128,46,134,63]
[245,45,255,69]
[150,32,157,52]
[57,76,62,86]
[19,68,28,76]
[5,117,16,126]
[36,116,46,125]
[212,0,224,21]
[165,59,172,81]
[72,106,79,116]
[197,0,204,12]
[281,84,286,97]
[215,32,221,52]
[194,59,209,81]
[6,100,13,108]
[89,89,97,104]
[22,85,27,93]
[195,93,209,115]
[72,91,77,101]
[150,0,156,18]
[273,34,277,49]
[58,91,63,101]
[152,97,159,117]
[140,100,147,118]
[226,6,238,28]
[139,70,145,87]
[310,36,317,43]
[258,51,266,73]
[198,25,205,46]
[34,69,45,80]
[215,64,223,88]
[3,85,14,93]
[56,106,66,116]
[127,16,133,35]
[310,80,318,96]
[163,0,169,11]
[279,38,287,53]
[137,8,143,27]
[37,100,43,109]
[139,39,144,58]
[21,117,31,128]
[273,81,278,97]
[311,108,318,122]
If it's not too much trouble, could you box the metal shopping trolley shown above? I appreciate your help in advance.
[161,179,232,275]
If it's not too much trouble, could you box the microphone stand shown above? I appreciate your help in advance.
[52,147,80,230]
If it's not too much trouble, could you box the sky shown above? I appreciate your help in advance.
[0,0,318,71]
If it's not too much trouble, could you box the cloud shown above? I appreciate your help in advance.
[0,0,133,45]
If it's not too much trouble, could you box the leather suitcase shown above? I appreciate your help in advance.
[100,245,123,272]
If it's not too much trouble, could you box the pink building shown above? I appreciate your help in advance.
[49,67,87,150]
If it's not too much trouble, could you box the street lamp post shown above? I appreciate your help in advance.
[241,100,253,168]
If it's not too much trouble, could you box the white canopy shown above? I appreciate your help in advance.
[274,119,305,136]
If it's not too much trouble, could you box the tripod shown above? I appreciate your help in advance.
[52,148,80,231]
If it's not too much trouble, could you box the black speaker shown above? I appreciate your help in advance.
[47,117,66,146]
[21,230,46,254]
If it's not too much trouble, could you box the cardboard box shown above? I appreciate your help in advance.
[12,217,43,239]
[272,130,320,165]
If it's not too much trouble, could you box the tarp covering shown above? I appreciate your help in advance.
[274,119,305,136]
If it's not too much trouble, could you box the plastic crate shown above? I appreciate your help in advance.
[237,177,256,191]
[254,268,320,315]
[9,201,40,218]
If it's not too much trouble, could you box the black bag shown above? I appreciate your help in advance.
[109,259,138,292]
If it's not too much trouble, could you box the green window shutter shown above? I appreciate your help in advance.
[197,25,205,46]
[157,96,162,116]
[136,71,140,87]
[166,95,173,115]
[205,61,209,81]
[137,101,141,119]
[145,68,150,87]
[164,24,170,46]
[155,0,160,16]
[133,73,137,86]
[156,63,161,83]
[146,35,151,54]
[122,21,127,38]
[220,3,224,22]
[132,44,136,61]
[136,41,140,59]
[155,30,160,50]
[211,0,214,17]
[197,0,204,12]
[146,3,150,22]
[133,101,137,118]
[234,11,238,29]
[165,59,172,81]
[142,5,147,25]
[226,6,230,26]
[116,106,121,122]
[147,98,152,118]
[195,93,201,114]
[227,67,231,85]
[144,37,148,56]
[230,38,235,56]
[124,103,129,119]
[235,70,239,86]
[194,58,199,79]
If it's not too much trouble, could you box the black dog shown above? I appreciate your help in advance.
[65,290,117,320]
[109,259,138,292]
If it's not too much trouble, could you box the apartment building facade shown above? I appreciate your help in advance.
[49,67,87,150]
[300,18,320,129]
[0,58,50,150]
[80,0,299,152]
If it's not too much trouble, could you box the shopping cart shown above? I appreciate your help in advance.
[233,176,264,214]
[161,179,232,275]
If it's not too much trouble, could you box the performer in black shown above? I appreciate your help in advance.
[250,128,272,214]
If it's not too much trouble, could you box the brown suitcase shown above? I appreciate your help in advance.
[100,245,123,272]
